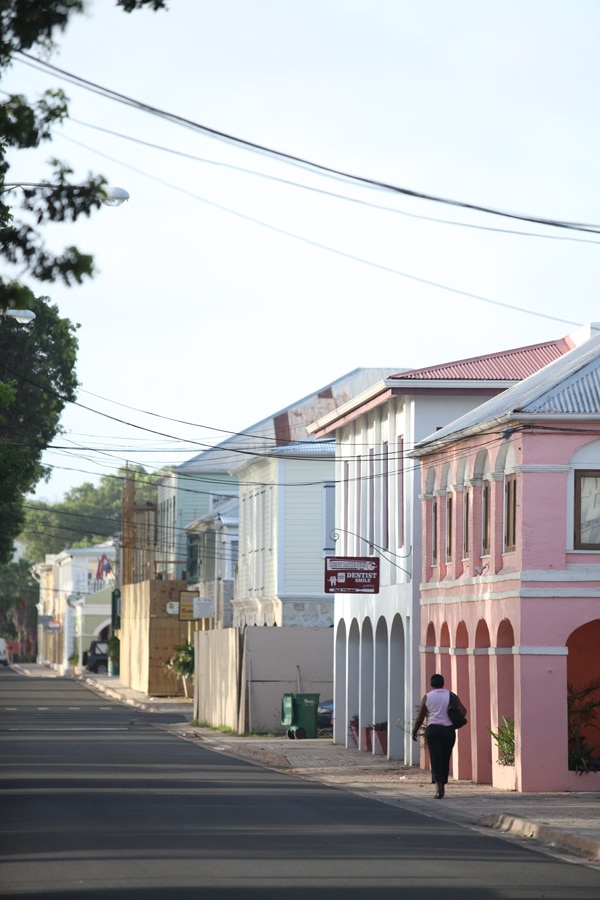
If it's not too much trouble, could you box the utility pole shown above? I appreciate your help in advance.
[122,466,136,586]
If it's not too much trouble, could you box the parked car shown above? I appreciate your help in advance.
[0,637,8,666]
[317,699,334,729]
[82,640,109,674]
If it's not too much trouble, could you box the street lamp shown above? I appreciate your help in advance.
[101,186,129,206]
[1,183,129,206]
[1,308,36,325]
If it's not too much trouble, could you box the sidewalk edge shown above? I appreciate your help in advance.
[480,813,600,862]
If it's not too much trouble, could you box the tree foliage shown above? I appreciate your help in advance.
[1,0,168,307]
[21,465,156,562]
[0,293,78,562]
[0,1,167,560]
[0,558,38,647]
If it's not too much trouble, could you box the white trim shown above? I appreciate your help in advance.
[419,645,568,656]
[422,587,600,603]
[521,587,600,598]
[515,465,571,473]
[523,568,600,580]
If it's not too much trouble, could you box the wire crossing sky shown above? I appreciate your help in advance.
[3,0,599,503]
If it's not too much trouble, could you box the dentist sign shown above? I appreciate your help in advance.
[324,557,380,594]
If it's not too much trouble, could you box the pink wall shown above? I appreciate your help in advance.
[417,427,600,792]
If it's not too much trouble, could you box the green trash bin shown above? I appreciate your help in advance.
[281,692,320,740]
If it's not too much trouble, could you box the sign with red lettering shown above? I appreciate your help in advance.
[324,557,380,594]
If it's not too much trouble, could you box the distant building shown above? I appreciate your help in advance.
[32,542,117,673]
[233,438,336,628]
[156,368,399,582]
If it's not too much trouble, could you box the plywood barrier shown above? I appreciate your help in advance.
[120,580,191,696]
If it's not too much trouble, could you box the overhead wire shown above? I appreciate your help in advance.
[54,131,583,329]
[65,116,600,247]
[16,51,600,236]
[4,56,595,506]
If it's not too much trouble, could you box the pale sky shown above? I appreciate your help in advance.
[3,0,600,502]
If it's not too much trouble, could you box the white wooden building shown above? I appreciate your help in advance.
[233,438,336,628]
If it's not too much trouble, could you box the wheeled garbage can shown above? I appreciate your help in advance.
[281,692,320,739]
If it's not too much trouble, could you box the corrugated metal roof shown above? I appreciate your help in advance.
[524,356,600,415]
[388,338,571,382]
[175,367,396,476]
[413,332,600,450]
[268,438,335,459]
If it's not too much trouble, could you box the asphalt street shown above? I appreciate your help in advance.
[1,669,600,899]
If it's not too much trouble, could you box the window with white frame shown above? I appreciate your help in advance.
[504,473,517,552]
[482,481,491,555]
[462,488,470,559]
[574,470,600,549]
[382,441,389,550]
[432,498,438,564]
[322,482,336,556]
[446,492,453,562]
[397,435,405,548]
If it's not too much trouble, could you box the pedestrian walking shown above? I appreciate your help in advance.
[411,673,467,798]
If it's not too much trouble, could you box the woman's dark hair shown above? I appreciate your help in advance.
[430,674,445,688]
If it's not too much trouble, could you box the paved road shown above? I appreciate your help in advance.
[1,670,600,899]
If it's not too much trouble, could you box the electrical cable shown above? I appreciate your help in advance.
[64,116,600,247]
[46,133,586,329]
[16,51,600,236]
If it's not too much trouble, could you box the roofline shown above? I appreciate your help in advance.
[308,379,518,437]
[391,336,573,380]
[410,411,600,457]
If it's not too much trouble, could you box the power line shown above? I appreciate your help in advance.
[65,117,600,247]
[46,133,585,329]
[17,51,600,236]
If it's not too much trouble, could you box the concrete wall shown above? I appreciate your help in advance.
[194,626,334,734]
[240,627,333,734]
[194,628,241,729]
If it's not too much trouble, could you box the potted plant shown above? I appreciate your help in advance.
[108,635,120,677]
[68,650,80,674]
[165,642,195,697]
[487,716,516,789]
[487,716,515,766]
[371,721,388,756]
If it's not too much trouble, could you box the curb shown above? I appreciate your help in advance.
[480,813,600,862]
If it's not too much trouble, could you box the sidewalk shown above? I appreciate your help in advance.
[14,664,600,866]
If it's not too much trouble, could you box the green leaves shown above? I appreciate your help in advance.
[21,465,154,561]
[487,717,515,766]
[0,0,168,561]
[165,643,195,681]
[0,293,78,563]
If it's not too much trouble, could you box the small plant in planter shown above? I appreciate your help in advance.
[165,642,195,697]
[68,650,79,672]
[370,721,388,755]
[487,716,515,766]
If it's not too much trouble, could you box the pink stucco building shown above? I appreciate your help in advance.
[410,326,600,792]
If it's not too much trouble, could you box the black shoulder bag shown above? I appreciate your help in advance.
[448,692,468,729]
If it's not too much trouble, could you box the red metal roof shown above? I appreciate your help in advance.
[387,338,572,382]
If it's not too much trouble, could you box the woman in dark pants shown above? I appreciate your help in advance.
[411,673,466,798]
